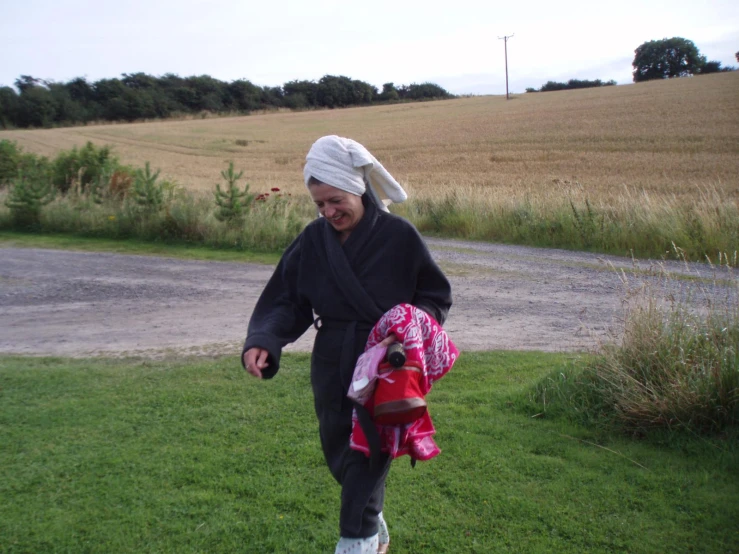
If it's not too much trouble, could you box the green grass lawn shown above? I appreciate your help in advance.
[0,231,282,265]
[1,352,737,553]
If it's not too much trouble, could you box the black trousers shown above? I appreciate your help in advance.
[311,324,391,538]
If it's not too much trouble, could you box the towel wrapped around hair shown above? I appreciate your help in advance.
[303,135,407,212]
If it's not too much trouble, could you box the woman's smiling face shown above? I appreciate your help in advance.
[308,181,365,239]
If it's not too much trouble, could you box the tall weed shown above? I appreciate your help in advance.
[51,141,119,194]
[0,163,313,251]
[531,251,739,435]
[395,182,739,265]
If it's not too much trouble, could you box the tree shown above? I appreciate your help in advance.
[701,61,724,74]
[226,79,263,111]
[132,162,164,213]
[16,86,57,127]
[14,75,45,93]
[283,80,318,108]
[0,87,20,128]
[4,172,55,228]
[378,83,399,102]
[536,79,617,92]
[632,37,706,82]
[213,162,253,224]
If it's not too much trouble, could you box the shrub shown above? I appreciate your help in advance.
[109,169,134,199]
[533,79,618,93]
[131,162,164,213]
[213,162,253,224]
[4,172,55,228]
[531,254,739,435]
[0,139,50,187]
[51,141,118,194]
[0,140,23,184]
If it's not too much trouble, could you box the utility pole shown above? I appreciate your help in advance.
[498,34,514,99]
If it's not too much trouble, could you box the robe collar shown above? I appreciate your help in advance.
[320,194,385,323]
[341,194,379,266]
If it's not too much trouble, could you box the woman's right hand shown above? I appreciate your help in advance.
[243,347,270,379]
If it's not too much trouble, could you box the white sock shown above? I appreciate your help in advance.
[335,533,379,554]
[378,512,390,546]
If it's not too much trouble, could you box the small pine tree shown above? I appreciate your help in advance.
[132,162,164,212]
[89,168,113,205]
[213,162,254,224]
[4,173,55,228]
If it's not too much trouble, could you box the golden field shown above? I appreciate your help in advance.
[2,72,738,207]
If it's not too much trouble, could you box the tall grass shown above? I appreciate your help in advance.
[2,173,736,262]
[0,140,314,252]
[531,252,739,435]
[1,131,737,260]
[0,187,312,252]
[395,182,739,265]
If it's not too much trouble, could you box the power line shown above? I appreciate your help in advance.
[498,34,514,100]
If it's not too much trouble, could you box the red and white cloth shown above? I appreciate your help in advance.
[349,303,459,461]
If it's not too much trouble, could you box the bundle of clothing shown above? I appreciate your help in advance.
[349,303,459,461]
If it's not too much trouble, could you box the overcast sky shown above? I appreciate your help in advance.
[1,0,737,95]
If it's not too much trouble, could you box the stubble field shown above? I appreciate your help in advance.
[4,72,738,207]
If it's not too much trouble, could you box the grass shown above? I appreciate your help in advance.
[0,231,282,265]
[1,352,737,553]
[530,253,738,437]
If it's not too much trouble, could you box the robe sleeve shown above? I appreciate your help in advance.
[242,232,314,379]
[409,227,452,326]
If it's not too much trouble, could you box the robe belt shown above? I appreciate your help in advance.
[314,315,384,470]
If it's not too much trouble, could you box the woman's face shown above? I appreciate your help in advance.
[308,182,365,238]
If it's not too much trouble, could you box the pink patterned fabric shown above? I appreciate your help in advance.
[349,304,459,461]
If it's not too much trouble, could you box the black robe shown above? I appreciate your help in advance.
[243,195,452,538]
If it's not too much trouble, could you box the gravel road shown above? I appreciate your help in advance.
[1,239,735,358]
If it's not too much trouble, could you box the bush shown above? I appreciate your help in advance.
[4,172,55,228]
[0,140,50,186]
[0,140,23,184]
[530,79,618,93]
[0,143,315,250]
[51,141,119,194]
[531,255,739,435]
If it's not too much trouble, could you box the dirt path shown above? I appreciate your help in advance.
[1,240,734,358]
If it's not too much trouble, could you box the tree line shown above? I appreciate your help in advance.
[0,74,454,129]
[526,79,617,93]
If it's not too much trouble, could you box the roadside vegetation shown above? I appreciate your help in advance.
[1,136,737,263]
[396,183,738,264]
[529,253,738,436]
[1,351,737,553]
[0,140,312,252]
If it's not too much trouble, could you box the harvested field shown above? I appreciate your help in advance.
[3,73,738,207]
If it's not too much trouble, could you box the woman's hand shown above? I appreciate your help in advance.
[243,347,270,379]
[378,334,397,347]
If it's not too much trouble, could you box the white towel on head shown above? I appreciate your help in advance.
[303,135,407,212]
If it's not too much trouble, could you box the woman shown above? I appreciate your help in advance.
[242,135,452,553]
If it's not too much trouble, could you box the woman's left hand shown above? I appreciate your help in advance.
[378,334,397,347]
